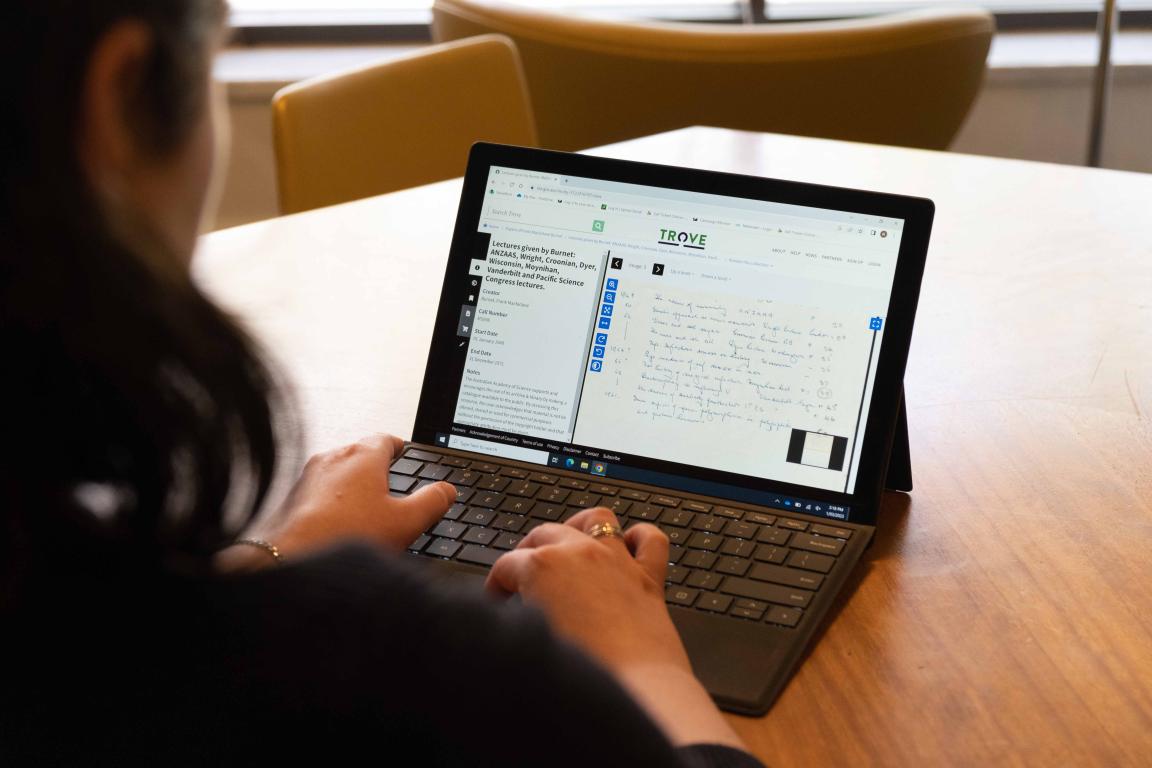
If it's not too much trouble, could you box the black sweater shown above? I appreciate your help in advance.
[5,543,764,768]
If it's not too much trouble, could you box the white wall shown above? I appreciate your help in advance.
[211,44,1152,231]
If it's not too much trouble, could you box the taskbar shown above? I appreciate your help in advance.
[429,425,853,523]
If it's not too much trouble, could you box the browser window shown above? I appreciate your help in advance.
[449,165,904,501]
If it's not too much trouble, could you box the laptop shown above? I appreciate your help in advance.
[390,142,933,715]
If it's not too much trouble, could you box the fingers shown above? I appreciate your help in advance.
[395,480,455,529]
[516,520,585,551]
[563,507,628,551]
[624,523,669,584]
[490,512,626,597]
[486,548,531,597]
[355,433,405,459]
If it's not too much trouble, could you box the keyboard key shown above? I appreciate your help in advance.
[417,464,452,481]
[753,545,788,564]
[506,481,541,498]
[492,532,523,550]
[724,521,759,539]
[791,534,846,557]
[390,458,424,476]
[444,503,466,521]
[666,566,688,584]
[447,469,479,486]
[408,534,430,553]
[778,518,809,532]
[457,544,502,567]
[412,479,436,493]
[744,512,776,526]
[719,577,812,608]
[501,467,529,479]
[630,504,662,522]
[454,487,475,505]
[621,489,650,501]
[440,456,470,468]
[493,513,527,532]
[569,492,601,508]
[667,545,685,564]
[462,527,497,546]
[472,492,505,509]
[499,497,533,515]
[665,529,690,546]
[787,550,836,574]
[716,556,751,577]
[665,586,699,607]
[735,598,768,612]
[680,550,717,570]
[682,501,714,514]
[402,449,440,462]
[530,472,558,485]
[558,478,588,490]
[462,507,496,526]
[388,474,417,493]
[606,498,632,515]
[476,476,510,492]
[758,528,792,546]
[651,495,680,507]
[749,563,823,590]
[659,509,694,528]
[522,519,546,535]
[765,606,803,628]
[812,523,853,540]
[686,571,724,591]
[686,532,721,551]
[713,506,745,520]
[530,502,564,521]
[540,487,571,505]
[695,593,733,614]
[472,462,500,474]
[589,484,618,496]
[425,538,461,559]
[431,520,467,540]
[720,538,756,558]
[730,605,764,621]
[691,515,726,533]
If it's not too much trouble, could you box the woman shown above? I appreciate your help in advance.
[2,2,764,766]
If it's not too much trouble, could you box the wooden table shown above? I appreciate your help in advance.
[197,127,1152,766]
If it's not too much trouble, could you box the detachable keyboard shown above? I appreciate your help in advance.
[391,446,856,630]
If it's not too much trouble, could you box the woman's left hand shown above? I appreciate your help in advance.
[217,434,454,571]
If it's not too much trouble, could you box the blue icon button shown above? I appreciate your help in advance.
[592,346,605,358]
[869,316,883,331]
[606,278,618,290]
[595,333,608,345]
[564,457,576,468]
[590,360,603,372]
[600,305,613,317]
[598,317,611,330]
[603,291,616,303]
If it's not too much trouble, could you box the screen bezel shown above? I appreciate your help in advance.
[412,142,933,527]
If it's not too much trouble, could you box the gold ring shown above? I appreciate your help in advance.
[586,521,624,541]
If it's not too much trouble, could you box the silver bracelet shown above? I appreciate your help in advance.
[233,538,282,565]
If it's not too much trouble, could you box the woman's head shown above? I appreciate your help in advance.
[2,1,283,591]
[16,1,227,260]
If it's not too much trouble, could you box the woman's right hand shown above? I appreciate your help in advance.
[487,507,746,749]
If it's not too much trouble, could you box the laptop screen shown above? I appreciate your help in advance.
[414,147,928,523]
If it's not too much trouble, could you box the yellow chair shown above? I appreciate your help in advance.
[433,0,994,152]
[272,34,538,215]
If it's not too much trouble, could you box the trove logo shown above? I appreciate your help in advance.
[658,229,708,250]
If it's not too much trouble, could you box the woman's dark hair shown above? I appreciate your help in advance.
[1,1,284,596]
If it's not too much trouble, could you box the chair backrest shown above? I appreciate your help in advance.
[272,34,538,215]
[432,1,994,152]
